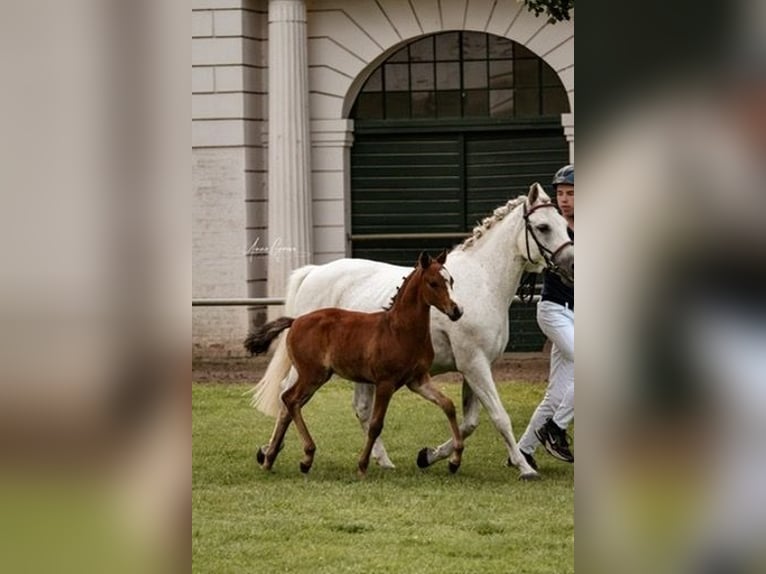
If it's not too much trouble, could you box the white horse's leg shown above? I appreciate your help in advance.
[352,382,395,469]
[417,377,481,466]
[429,356,539,479]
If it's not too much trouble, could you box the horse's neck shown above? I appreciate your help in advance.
[458,209,528,306]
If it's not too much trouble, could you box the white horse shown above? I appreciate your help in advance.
[249,183,574,479]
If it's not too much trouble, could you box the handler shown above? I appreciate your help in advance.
[518,164,575,468]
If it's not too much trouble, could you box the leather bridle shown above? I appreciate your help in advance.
[523,202,574,282]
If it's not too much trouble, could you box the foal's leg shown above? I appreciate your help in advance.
[281,373,328,474]
[353,383,396,469]
[259,405,292,470]
[357,382,395,478]
[407,376,464,473]
[418,377,482,469]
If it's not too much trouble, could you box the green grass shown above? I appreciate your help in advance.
[193,380,573,574]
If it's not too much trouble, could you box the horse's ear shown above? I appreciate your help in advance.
[527,182,541,206]
[435,250,447,264]
[418,251,431,268]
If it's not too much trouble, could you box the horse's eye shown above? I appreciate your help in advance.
[429,281,438,288]
[537,224,550,233]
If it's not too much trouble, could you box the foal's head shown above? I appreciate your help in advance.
[416,251,463,321]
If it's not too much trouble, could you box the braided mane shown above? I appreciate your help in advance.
[455,195,528,251]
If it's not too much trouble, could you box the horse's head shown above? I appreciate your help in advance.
[519,183,574,286]
[417,251,463,321]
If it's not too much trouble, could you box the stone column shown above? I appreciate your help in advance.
[267,0,312,316]
[561,112,574,162]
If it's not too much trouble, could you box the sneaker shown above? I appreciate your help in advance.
[521,450,539,472]
[535,418,574,463]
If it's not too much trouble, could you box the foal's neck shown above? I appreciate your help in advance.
[388,275,431,337]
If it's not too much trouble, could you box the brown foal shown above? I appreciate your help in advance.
[244,251,464,477]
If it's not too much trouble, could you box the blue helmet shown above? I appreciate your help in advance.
[552,164,574,187]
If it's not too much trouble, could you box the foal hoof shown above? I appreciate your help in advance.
[256,447,266,465]
[299,461,311,474]
[416,447,431,469]
[448,461,460,474]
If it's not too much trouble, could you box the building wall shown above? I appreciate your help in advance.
[192,0,266,351]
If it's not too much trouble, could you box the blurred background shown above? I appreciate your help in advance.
[0,1,188,572]
[578,0,766,572]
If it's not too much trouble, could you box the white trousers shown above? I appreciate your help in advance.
[519,300,574,454]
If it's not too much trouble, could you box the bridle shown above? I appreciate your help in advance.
[523,202,574,282]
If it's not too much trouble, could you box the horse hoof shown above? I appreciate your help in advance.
[374,456,396,470]
[256,447,266,465]
[448,461,460,474]
[519,471,541,481]
[299,461,311,474]
[416,448,431,468]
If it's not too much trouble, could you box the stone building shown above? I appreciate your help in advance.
[193,0,573,352]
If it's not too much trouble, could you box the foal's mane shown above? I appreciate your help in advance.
[455,195,528,251]
[382,265,420,312]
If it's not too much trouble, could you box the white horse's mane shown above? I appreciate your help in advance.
[455,194,528,251]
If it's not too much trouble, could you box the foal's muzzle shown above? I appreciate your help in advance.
[448,305,464,322]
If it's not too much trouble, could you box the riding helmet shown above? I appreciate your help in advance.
[552,164,574,187]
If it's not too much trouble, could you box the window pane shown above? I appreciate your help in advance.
[463,90,488,116]
[355,93,383,119]
[435,32,460,60]
[436,91,461,117]
[489,60,513,88]
[388,45,409,62]
[541,63,561,87]
[515,44,537,59]
[385,92,410,118]
[362,68,382,92]
[514,87,540,117]
[410,36,434,61]
[488,35,514,58]
[463,61,487,89]
[385,63,409,90]
[514,59,539,87]
[489,89,514,118]
[436,62,460,89]
[411,91,436,118]
[542,87,570,114]
[462,32,487,60]
[411,63,434,90]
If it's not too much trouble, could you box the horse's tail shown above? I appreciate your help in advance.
[244,317,294,417]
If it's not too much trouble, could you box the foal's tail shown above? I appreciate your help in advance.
[244,317,294,417]
[246,264,316,417]
[243,317,294,355]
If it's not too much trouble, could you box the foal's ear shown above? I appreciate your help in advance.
[527,182,541,205]
[418,251,432,268]
[435,250,447,264]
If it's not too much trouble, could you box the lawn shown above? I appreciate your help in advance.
[192,380,573,574]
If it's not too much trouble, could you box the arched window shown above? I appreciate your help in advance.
[352,31,569,120]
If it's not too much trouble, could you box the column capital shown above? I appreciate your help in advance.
[268,0,306,23]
